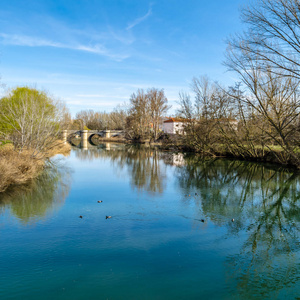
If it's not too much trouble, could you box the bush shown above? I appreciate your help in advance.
[0,147,44,192]
[0,87,67,157]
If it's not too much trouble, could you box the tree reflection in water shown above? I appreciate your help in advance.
[73,143,300,294]
[2,143,299,295]
[74,143,167,194]
[0,162,71,224]
[176,156,300,297]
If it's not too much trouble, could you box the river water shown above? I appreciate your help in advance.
[0,143,300,299]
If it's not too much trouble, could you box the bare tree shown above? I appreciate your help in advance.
[227,0,300,78]
[127,89,150,140]
[192,76,219,120]
[126,88,170,141]
[225,0,300,166]
[110,104,128,130]
[60,107,73,130]
[178,77,233,154]
[76,110,103,130]
[148,88,169,141]
[75,107,128,131]
[228,56,300,164]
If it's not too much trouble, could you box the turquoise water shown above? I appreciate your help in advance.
[1,143,300,299]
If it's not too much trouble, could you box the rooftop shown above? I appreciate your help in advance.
[163,117,187,123]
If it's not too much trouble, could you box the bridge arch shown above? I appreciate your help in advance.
[62,130,125,149]
[88,133,103,146]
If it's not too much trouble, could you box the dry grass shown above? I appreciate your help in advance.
[0,147,45,193]
[44,140,71,157]
[0,140,71,193]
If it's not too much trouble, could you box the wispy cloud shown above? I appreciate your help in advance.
[126,4,153,30]
[0,33,63,48]
[0,33,129,62]
[108,26,135,45]
[75,44,129,61]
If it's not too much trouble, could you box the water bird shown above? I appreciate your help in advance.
[231,219,234,222]
[79,216,83,219]
[201,219,205,223]
[97,201,103,203]
[106,216,112,219]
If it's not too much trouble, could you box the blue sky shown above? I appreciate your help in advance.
[0,0,247,115]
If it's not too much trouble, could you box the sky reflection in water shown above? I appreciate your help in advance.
[0,143,300,299]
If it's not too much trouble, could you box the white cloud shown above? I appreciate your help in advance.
[126,5,153,30]
[108,26,135,45]
[75,44,129,61]
[0,33,129,62]
[0,33,63,48]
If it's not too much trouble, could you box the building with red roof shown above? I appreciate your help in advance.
[163,117,187,134]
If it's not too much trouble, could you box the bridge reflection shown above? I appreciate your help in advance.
[63,129,125,149]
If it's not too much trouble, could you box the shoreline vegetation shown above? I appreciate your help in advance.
[69,131,300,169]
[78,134,300,169]
[1,131,298,195]
[71,125,299,168]
[0,87,72,193]
[0,141,71,193]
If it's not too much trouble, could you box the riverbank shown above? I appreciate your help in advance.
[73,132,300,168]
[159,137,300,168]
[0,141,71,193]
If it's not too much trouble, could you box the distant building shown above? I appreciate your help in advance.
[162,117,238,134]
[163,118,186,134]
[149,117,169,133]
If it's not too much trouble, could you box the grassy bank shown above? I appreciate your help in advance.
[159,136,300,168]
[0,141,71,193]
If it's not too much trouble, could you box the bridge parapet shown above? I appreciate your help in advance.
[63,129,124,146]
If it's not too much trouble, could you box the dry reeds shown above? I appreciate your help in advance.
[0,140,70,193]
[44,140,71,158]
[0,146,45,193]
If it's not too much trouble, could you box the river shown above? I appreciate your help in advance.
[0,143,299,299]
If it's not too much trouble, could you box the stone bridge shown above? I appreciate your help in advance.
[62,130,124,149]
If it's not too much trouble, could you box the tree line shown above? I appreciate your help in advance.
[0,86,170,155]
[69,88,169,142]
[177,0,300,167]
